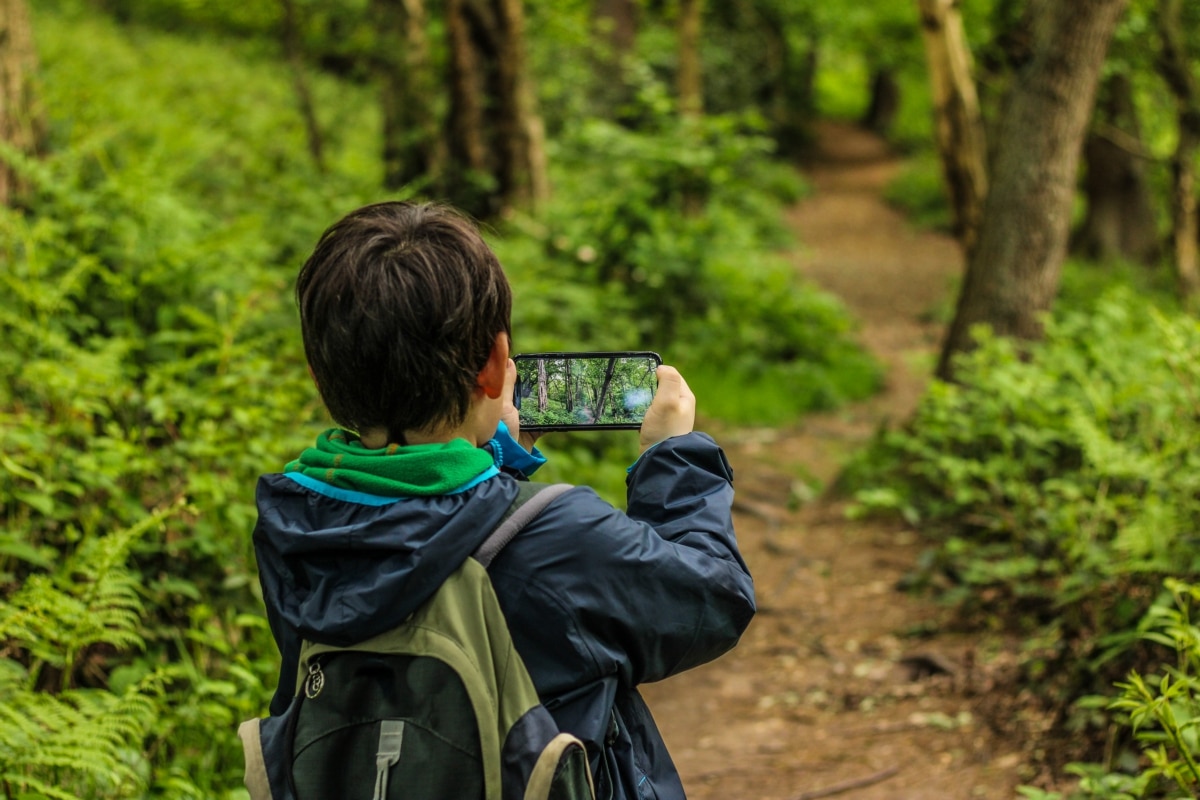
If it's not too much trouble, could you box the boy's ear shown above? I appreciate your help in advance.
[478,332,510,400]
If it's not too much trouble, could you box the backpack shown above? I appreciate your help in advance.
[238,482,595,800]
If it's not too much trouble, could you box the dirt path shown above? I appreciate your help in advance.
[641,121,1027,799]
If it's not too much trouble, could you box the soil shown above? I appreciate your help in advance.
[641,121,1032,800]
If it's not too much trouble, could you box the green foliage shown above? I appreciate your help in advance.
[499,109,879,427]
[1106,580,1200,797]
[850,289,1200,597]
[0,509,171,798]
[1025,581,1200,799]
[844,285,1200,767]
[6,1,886,794]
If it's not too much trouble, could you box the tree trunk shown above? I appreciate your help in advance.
[280,0,326,173]
[536,359,548,412]
[492,0,548,213]
[862,68,900,134]
[1073,72,1159,265]
[0,0,43,207]
[677,0,703,118]
[917,0,989,257]
[593,0,636,55]
[594,357,616,422]
[564,359,573,413]
[1157,0,1200,302]
[443,0,490,216]
[936,0,1129,381]
[591,0,637,120]
[442,0,546,218]
[372,0,435,191]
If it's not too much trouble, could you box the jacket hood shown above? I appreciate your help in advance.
[252,472,522,647]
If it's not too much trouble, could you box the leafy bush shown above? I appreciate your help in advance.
[844,287,1200,764]
[1020,580,1200,799]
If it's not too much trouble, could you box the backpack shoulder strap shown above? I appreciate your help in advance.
[473,482,573,568]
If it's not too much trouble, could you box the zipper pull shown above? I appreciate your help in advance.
[304,660,325,699]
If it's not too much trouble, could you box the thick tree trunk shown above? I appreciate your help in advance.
[1157,0,1200,302]
[493,0,548,212]
[280,0,326,173]
[442,0,546,217]
[1073,72,1159,265]
[862,68,900,134]
[372,0,435,191]
[917,0,989,257]
[444,0,490,216]
[936,0,1129,381]
[677,0,703,118]
[0,0,43,207]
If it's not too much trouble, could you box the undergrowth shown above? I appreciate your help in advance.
[3,3,880,795]
[844,284,1200,789]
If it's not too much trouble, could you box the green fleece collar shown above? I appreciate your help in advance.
[285,429,495,497]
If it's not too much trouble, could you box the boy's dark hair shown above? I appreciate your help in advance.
[296,201,512,442]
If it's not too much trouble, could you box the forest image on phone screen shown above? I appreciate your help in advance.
[514,354,659,429]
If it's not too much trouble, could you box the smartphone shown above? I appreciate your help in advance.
[513,352,661,431]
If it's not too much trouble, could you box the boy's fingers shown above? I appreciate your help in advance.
[656,365,694,408]
[656,365,682,397]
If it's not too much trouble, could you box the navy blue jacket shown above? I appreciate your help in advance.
[252,431,755,799]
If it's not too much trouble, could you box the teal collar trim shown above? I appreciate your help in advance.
[285,466,501,506]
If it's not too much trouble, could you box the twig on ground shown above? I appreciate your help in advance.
[789,765,900,800]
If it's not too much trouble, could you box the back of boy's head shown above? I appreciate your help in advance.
[296,201,512,442]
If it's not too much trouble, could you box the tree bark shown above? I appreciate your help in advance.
[917,0,989,257]
[564,359,573,413]
[0,0,43,207]
[594,357,616,422]
[279,0,326,173]
[442,0,546,217]
[1157,0,1200,302]
[492,0,548,212]
[1073,72,1159,265]
[444,0,489,215]
[862,68,900,134]
[536,358,548,412]
[936,0,1129,381]
[372,0,435,191]
[677,0,703,118]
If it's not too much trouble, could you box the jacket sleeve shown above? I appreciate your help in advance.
[497,432,754,691]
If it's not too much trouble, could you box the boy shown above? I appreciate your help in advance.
[251,200,756,799]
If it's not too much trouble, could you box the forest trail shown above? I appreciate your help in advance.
[641,121,1029,799]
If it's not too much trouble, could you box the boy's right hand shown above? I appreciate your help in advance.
[639,365,695,453]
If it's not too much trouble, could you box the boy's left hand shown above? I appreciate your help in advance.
[500,359,540,452]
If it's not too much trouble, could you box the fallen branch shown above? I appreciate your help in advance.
[789,765,900,800]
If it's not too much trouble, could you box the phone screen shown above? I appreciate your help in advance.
[513,352,661,431]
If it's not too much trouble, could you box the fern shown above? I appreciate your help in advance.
[0,660,155,798]
[0,502,181,687]
[0,504,182,797]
